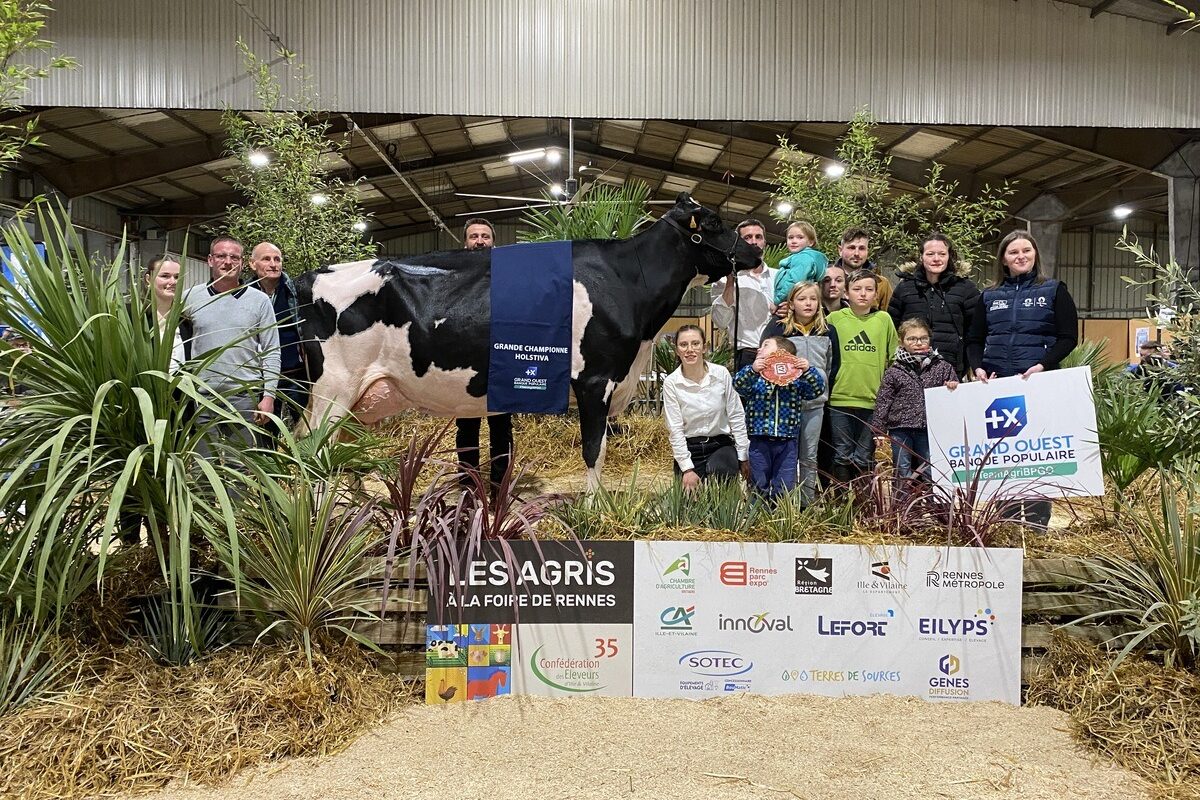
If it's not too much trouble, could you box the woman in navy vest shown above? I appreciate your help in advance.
[965,231,1078,530]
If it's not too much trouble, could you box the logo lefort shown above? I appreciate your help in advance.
[985,395,1027,439]
[656,553,696,593]
[795,557,833,595]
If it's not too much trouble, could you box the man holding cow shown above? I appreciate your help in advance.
[710,219,776,371]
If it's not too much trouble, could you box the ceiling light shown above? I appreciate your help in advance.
[824,163,846,179]
[776,201,794,216]
[1113,205,1133,219]
[507,148,546,164]
[352,220,368,232]
[310,192,329,206]
[549,183,564,197]
[247,151,270,168]
[545,150,561,165]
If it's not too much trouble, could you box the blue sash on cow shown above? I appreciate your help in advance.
[487,241,573,414]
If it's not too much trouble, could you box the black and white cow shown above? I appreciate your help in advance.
[294,193,760,489]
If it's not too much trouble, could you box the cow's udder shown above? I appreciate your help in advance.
[352,377,409,425]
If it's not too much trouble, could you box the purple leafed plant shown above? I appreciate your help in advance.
[373,426,568,629]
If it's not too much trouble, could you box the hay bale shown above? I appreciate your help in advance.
[0,642,415,799]
[1027,632,1200,795]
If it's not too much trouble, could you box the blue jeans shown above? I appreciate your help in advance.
[889,427,930,481]
[830,406,875,471]
[749,436,798,501]
[797,407,824,504]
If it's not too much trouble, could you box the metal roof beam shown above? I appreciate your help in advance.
[1009,127,1174,174]
[37,137,228,198]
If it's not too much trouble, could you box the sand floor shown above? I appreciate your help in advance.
[143,693,1148,800]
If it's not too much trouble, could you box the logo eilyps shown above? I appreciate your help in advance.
[984,395,1027,439]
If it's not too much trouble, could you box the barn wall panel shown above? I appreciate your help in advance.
[31,0,1200,127]
[1058,225,1167,318]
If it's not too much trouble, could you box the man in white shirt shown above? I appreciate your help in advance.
[710,219,776,371]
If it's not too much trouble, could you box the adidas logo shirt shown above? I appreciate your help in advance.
[826,308,898,409]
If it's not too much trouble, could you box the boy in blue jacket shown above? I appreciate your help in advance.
[734,336,825,502]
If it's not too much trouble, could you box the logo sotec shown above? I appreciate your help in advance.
[680,650,753,677]
[985,395,1027,439]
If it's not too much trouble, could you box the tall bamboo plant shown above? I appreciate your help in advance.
[0,203,249,652]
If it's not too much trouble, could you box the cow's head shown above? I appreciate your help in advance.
[663,193,761,283]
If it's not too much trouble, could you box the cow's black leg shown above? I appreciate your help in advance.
[575,379,612,492]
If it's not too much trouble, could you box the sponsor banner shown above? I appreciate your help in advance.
[632,542,1022,704]
[429,540,634,625]
[513,623,633,697]
[925,367,1103,500]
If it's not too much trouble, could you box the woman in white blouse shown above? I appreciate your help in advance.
[144,254,191,370]
[662,325,750,491]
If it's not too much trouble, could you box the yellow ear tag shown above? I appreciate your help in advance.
[688,217,697,230]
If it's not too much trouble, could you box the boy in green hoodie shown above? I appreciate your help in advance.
[825,269,898,485]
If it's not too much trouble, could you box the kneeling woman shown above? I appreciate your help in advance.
[662,325,750,491]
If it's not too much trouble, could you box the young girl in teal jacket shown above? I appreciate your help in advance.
[774,221,829,304]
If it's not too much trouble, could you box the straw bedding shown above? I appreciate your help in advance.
[0,642,415,800]
[1028,634,1200,797]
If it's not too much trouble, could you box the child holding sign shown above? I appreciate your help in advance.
[734,336,825,502]
[870,318,959,497]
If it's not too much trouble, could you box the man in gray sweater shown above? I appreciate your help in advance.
[183,235,281,444]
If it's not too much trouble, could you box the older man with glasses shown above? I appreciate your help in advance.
[182,235,281,449]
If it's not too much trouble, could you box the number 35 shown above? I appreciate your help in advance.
[593,638,618,658]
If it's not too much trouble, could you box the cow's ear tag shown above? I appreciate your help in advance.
[688,216,697,230]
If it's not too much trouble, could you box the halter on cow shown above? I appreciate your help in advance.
[294,193,761,489]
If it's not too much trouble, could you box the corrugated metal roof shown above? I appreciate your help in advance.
[30,0,1200,127]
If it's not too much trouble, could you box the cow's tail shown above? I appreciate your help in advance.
[294,272,326,435]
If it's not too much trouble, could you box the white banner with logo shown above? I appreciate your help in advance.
[925,366,1104,501]
[632,542,1023,705]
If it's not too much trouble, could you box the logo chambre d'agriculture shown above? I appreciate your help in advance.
[656,553,696,593]
[984,395,1027,439]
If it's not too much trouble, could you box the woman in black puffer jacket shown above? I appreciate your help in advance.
[888,233,980,377]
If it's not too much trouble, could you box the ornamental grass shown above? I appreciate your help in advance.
[0,641,415,800]
[1027,632,1200,797]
